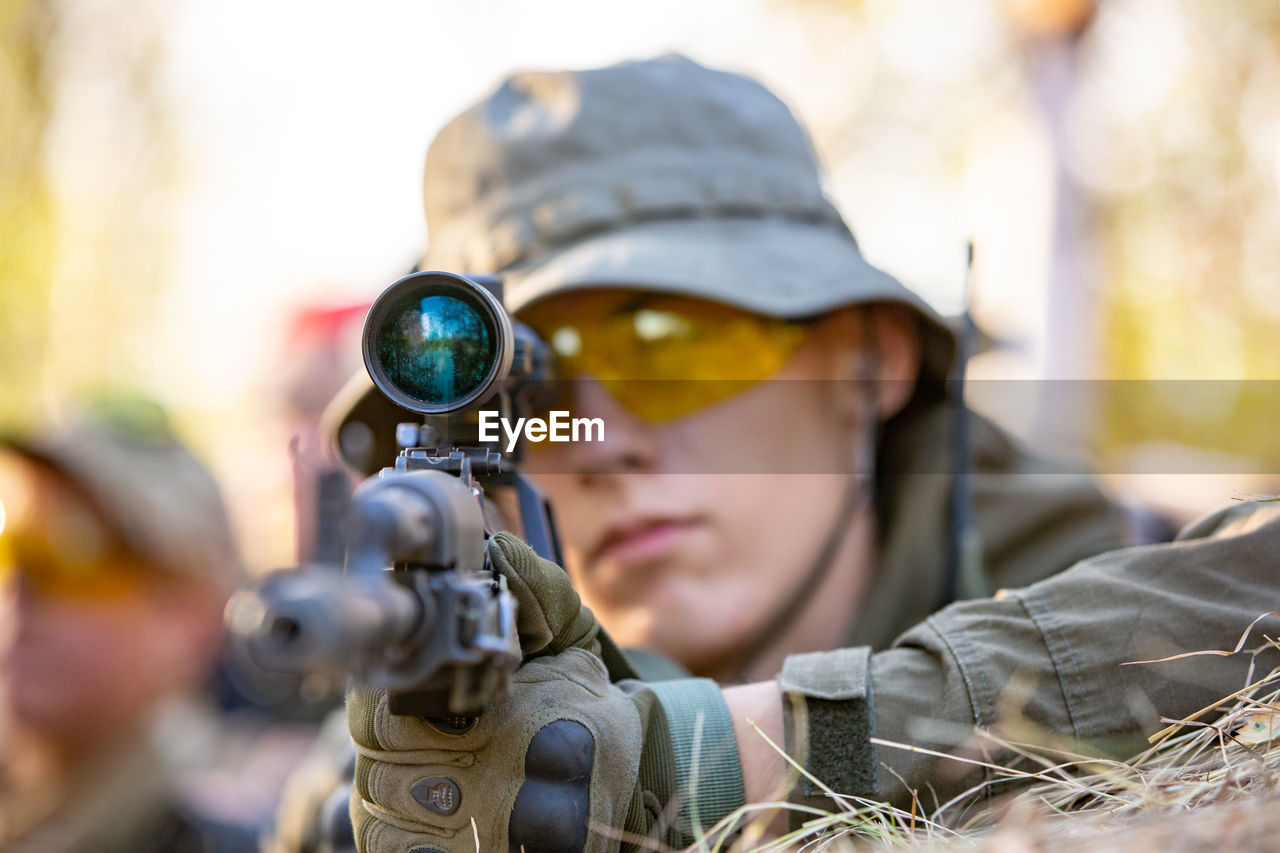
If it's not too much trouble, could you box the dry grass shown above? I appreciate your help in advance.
[688,634,1280,853]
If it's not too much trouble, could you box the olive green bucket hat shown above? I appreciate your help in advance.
[424,54,942,322]
[326,54,955,472]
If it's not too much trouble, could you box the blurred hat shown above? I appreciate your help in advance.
[1,396,244,590]
[327,55,956,472]
[426,55,945,326]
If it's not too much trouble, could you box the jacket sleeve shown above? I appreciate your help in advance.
[785,501,1280,811]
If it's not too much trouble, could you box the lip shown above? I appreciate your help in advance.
[588,516,704,569]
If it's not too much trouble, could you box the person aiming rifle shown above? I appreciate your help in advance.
[267,56,1277,852]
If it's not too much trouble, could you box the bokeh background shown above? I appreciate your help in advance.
[3,0,1279,571]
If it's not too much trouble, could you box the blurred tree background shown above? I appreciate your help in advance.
[1,0,180,424]
[1,0,56,423]
[778,0,1280,515]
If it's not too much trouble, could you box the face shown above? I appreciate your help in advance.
[0,461,222,755]
[519,292,918,678]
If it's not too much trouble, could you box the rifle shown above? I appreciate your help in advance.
[226,271,558,718]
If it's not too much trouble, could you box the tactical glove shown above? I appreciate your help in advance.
[346,533,744,853]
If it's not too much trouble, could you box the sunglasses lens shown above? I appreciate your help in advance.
[526,297,804,422]
[0,529,10,588]
[1,520,147,600]
[0,455,152,600]
[594,378,761,422]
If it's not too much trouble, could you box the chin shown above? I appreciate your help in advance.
[586,563,757,661]
[650,614,743,673]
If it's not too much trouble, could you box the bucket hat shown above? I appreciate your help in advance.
[424,54,942,324]
[327,55,955,471]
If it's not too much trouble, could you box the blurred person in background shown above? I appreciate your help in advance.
[0,397,257,852]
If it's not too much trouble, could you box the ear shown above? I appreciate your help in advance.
[813,305,921,423]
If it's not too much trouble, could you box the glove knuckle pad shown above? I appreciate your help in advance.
[509,719,594,853]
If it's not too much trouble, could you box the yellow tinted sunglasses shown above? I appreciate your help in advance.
[523,294,807,422]
[0,511,151,600]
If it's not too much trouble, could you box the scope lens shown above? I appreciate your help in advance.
[372,292,497,408]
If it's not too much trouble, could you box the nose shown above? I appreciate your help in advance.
[560,377,659,479]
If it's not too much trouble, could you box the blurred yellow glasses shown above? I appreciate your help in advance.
[522,294,807,422]
[0,501,150,600]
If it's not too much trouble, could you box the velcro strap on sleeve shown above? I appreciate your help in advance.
[649,678,745,842]
[779,646,878,821]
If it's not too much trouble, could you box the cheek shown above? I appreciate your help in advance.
[587,474,850,664]
[9,604,136,726]
[663,476,850,667]
[690,474,851,589]
[9,597,186,727]
[661,375,851,475]
[522,472,608,560]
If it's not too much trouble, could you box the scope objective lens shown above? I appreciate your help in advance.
[373,292,497,408]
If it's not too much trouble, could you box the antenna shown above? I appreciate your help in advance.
[944,242,988,604]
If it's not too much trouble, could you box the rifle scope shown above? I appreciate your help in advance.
[363,271,516,415]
